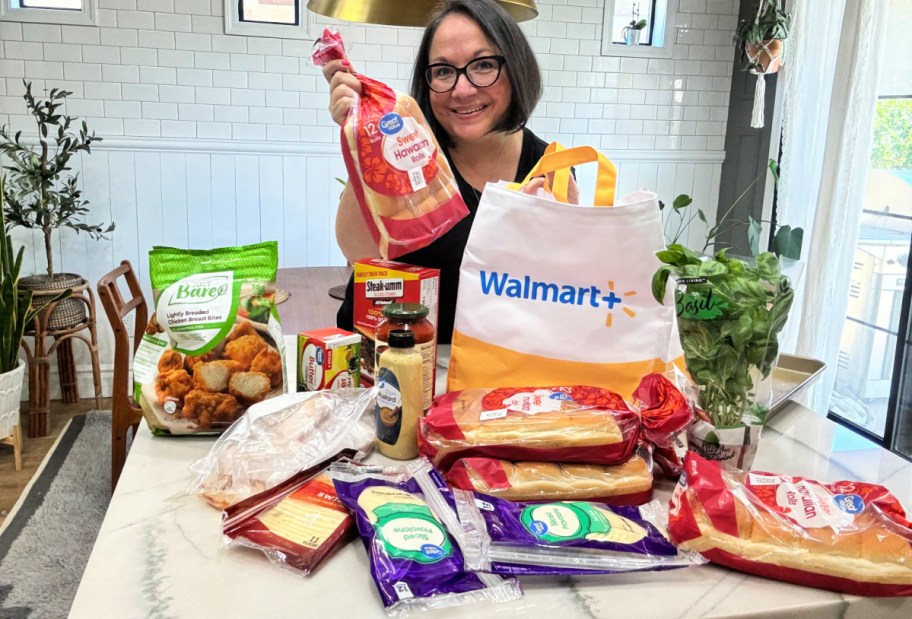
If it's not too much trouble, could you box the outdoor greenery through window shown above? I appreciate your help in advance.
[238,0,298,26]
[831,0,912,446]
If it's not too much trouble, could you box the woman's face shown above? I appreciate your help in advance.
[427,13,513,147]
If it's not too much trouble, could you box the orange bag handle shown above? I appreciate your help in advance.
[514,145,617,207]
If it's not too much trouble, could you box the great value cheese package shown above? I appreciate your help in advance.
[353,258,439,384]
[312,29,469,259]
[669,452,912,596]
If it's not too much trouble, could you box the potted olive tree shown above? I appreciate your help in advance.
[0,81,114,330]
[1,174,69,443]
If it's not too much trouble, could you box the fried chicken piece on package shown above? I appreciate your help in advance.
[192,362,231,392]
[155,369,193,404]
[183,389,238,429]
[157,349,183,374]
[229,371,271,404]
[184,350,219,374]
[250,348,283,388]
[227,320,259,342]
[224,335,268,370]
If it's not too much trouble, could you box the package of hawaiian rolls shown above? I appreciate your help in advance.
[330,459,522,615]
[453,491,704,576]
[418,386,640,471]
[132,241,285,435]
[312,29,469,259]
[669,452,912,596]
[446,455,654,507]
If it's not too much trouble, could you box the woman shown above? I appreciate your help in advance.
[324,0,568,343]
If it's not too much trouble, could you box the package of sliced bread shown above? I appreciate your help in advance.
[446,455,654,506]
[669,452,912,596]
[313,29,468,259]
[418,385,639,471]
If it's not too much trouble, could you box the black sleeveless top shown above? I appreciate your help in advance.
[336,127,549,344]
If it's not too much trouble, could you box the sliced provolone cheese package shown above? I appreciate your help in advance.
[329,459,521,616]
[453,490,704,576]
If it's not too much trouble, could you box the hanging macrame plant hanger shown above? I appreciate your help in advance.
[745,1,785,128]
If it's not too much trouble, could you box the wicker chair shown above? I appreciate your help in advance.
[97,260,146,492]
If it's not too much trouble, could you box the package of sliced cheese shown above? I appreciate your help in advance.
[313,29,469,259]
[453,490,704,576]
[446,454,654,506]
[418,385,640,471]
[669,452,912,596]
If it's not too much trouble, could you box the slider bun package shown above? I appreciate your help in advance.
[312,29,468,259]
[418,385,640,471]
[669,452,912,596]
[446,455,654,506]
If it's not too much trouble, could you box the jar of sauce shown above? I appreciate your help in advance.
[375,330,423,460]
[376,303,436,411]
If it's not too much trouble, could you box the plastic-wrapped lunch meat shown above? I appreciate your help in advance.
[312,29,469,260]
[330,459,521,615]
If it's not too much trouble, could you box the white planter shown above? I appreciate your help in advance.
[0,360,26,439]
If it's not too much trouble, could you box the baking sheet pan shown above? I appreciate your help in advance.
[768,353,827,418]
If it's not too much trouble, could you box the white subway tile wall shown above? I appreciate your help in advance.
[0,0,735,147]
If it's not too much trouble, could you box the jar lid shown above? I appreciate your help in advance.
[387,329,415,348]
[382,302,429,320]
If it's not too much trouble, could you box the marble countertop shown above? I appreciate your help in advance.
[68,395,912,619]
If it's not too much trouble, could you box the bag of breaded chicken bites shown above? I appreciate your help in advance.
[313,29,469,260]
[133,241,285,435]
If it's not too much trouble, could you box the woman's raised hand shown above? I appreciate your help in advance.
[520,174,581,205]
[322,59,362,126]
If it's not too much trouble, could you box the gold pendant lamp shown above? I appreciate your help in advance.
[305,0,538,28]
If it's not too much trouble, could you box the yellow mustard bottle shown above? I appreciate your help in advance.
[374,330,423,459]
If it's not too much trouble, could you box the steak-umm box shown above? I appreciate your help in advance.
[353,259,439,384]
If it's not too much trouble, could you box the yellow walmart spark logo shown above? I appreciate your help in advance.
[603,280,637,328]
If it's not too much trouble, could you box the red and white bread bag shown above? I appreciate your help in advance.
[312,29,468,259]
[669,452,912,596]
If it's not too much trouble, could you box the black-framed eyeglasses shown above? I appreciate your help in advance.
[424,55,507,93]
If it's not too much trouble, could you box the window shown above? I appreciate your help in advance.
[828,0,912,458]
[601,0,675,58]
[225,0,314,39]
[0,0,97,25]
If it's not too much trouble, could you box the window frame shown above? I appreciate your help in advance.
[224,0,315,40]
[600,0,677,59]
[0,0,98,26]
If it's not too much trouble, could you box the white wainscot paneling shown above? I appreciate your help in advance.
[7,138,721,402]
[8,136,348,402]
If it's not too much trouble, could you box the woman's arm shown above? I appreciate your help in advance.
[336,183,381,262]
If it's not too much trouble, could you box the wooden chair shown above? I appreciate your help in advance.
[97,260,147,492]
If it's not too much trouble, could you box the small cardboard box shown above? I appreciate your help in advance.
[353,259,439,383]
[297,327,361,391]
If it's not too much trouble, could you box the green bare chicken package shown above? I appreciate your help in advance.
[133,241,286,435]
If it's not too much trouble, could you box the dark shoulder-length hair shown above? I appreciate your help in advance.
[410,0,543,148]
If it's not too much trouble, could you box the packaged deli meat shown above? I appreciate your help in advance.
[312,29,469,260]
[132,242,284,435]
[222,451,356,575]
[418,386,640,470]
[329,459,522,615]
[453,491,704,576]
[669,452,912,596]
[187,390,374,509]
[446,455,653,506]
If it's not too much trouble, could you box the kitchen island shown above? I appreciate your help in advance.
[69,395,912,618]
